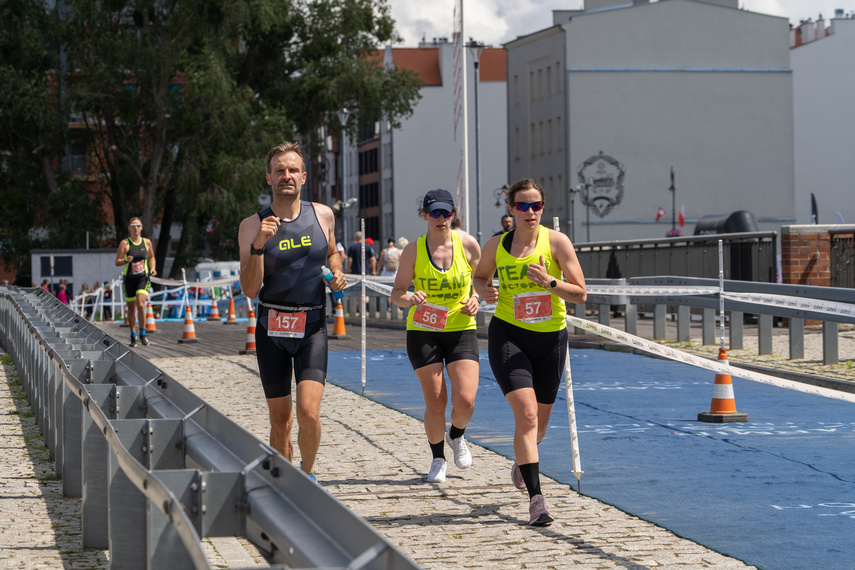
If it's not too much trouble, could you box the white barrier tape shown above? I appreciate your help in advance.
[363,281,394,296]
[150,276,239,288]
[722,292,855,319]
[586,285,719,296]
[564,314,855,404]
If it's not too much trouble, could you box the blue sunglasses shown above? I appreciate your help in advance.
[428,210,454,219]
[512,201,544,212]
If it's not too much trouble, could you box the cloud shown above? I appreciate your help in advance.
[388,0,851,48]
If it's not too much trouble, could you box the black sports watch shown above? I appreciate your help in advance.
[549,278,557,289]
[250,244,265,256]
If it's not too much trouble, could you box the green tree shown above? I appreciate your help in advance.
[1,0,421,279]
[0,0,107,277]
[62,0,420,277]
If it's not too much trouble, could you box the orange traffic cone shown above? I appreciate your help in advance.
[177,307,199,343]
[329,299,348,339]
[698,348,748,423]
[145,302,157,333]
[239,307,257,355]
[224,298,238,325]
[120,305,129,327]
[208,298,221,321]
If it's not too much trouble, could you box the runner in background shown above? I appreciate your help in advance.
[473,178,586,526]
[115,217,156,347]
[390,189,482,483]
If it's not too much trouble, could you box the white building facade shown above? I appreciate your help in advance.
[790,12,855,225]
[327,40,509,247]
[506,0,795,242]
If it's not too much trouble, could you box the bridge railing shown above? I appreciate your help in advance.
[0,286,420,570]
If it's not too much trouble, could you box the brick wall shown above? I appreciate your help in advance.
[780,225,838,286]
[781,226,833,286]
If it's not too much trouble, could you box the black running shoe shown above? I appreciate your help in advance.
[140,335,149,346]
[129,338,138,348]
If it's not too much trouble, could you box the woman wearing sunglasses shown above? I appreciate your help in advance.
[473,178,586,525]
[115,217,157,348]
[391,189,482,483]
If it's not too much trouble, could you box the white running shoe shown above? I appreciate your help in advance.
[427,458,447,483]
[445,430,472,469]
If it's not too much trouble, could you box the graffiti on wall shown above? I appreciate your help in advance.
[577,151,625,218]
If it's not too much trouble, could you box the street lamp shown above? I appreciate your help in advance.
[566,185,579,242]
[337,108,351,241]
[575,179,592,242]
[468,40,485,244]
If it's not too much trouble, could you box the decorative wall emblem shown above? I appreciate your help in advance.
[577,151,625,218]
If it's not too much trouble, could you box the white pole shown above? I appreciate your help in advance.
[360,218,367,396]
[719,240,725,349]
[553,216,583,490]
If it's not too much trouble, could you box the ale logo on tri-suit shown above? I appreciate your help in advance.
[577,151,625,218]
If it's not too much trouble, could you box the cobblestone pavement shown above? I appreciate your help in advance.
[10,311,855,569]
[155,354,756,569]
[0,353,109,569]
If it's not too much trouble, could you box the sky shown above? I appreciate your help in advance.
[386,0,853,47]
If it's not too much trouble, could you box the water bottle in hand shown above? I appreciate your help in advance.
[322,266,343,300]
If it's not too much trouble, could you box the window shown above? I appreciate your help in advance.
[530,123,535,157]
[358,148,379,175]
[529,71,534,101]
[537,68,543,99]
[546,67,552,97]
[556,117,563,150]
[539,121,544,155]
[40,255,73,277]
[514,75,519,105]
[359,182,379,208]
[556,62,562,91]
[548,120,553,153]
[68,139,87,175]
[514,128,520,160]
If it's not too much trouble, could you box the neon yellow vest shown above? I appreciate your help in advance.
[406,231,476,332]
[494,225,567,332]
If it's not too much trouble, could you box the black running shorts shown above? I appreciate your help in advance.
[487,317,567,405]
[406,329,480,370]
[255,306,327,399]
[123,273,150,301]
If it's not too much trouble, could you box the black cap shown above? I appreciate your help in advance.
[423,189,455,213]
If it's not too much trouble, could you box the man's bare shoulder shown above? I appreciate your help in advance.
[312,201,334,219]
[240,212,262,228]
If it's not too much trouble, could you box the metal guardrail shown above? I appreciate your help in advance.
[830,229,855,289]
[575,231,778,283]
[575,276,855,366]
[0,287,420,570]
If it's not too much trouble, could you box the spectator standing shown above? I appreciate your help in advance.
[493,214,514,236]
[347,231,376,275]
[378,238,402,277]
[57,284,68,304]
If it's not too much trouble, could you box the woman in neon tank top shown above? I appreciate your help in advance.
[391,189,482,484]
[473,179,587,526]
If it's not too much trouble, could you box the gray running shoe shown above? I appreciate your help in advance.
[529,494,554,526]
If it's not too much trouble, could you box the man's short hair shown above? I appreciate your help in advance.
[266,141,304,173]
